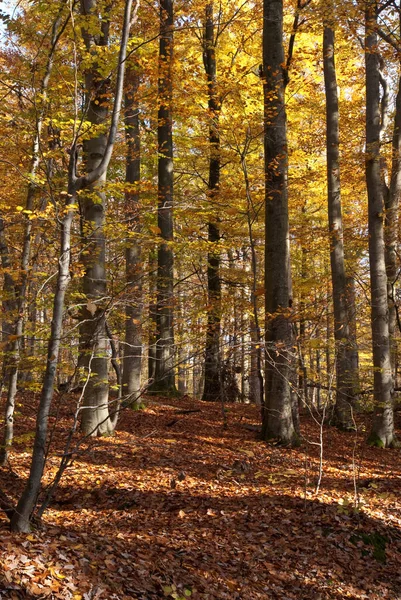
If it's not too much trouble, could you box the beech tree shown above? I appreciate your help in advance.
[365,0,396,447]
[3,2,401,540]
[10,0,136,532]
[122,58,143,402]
[149,0,176,394]
[262,0,297,445]
[202,2,222,402]
[323,7,359,430]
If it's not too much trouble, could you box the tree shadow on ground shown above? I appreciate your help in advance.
[44,488,401,599]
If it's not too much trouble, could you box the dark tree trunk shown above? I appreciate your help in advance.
[365,2,396,447]
[10,189,76,532]
[149,0,176,394]
[261,0,297,445]
[202,2,222,402]
[323,21,358,429]
[122,63,143,403]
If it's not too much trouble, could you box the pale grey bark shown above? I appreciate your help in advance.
[148,247,157,382]
[149,0,176,394]
[240,130,263,405]
[365,2,396,447]
[122,64,143,402]
[79,0,113,435]
[384,72,401,382]
[79,0,139,433]
[10,0,136,531]
[323,21,359,429]
[262,0,297,445]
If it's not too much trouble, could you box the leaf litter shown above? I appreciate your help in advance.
[0,395,400,599]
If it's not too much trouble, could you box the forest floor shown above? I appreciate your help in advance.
[0,395,401,600]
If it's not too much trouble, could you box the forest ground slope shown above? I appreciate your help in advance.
[0,395,400,599]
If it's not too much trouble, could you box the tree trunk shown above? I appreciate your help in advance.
[148,247,157,382]
[202,2,222,402]
[262,0,297,445]
[365,2,396,448]
[10,190,76,532]
[79,0,113,436]
[0,9,64,465]
[241,133,263,406]
[384,71,401,383]
[122,63,143,403]
[149,0,176,395]
[10,0,136,531]
[323,21,358,429]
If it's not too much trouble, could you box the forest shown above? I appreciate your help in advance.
[0,0,400,598]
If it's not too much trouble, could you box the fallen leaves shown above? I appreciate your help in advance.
[0,397,400,599]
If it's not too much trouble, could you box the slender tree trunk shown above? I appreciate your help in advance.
[0,217,18,463]
[122,63,143,402]
[346,274,360,391]
[148,247,157,382]
[10,190,76,532]
[323,20,358,429]
[384,71,401,383]
[0,9,64,465]
[298,228,308,407]
[365,2,396,447]
[149,0,176,394]
[202,2,222,401]
[240,133,263,405]
[261,0,297,445]
[10,0,136,531]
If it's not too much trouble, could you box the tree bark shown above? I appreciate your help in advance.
[148,246,157,382]
[79,0,114,436]
[10,188,77,532]
[241,130,263,405]
[323,20,358,429]
[202,2,222,402]
[122,62,143,403]
[149,0,176,394]
[262,0,297,445]
[365,1,396,447]
[384,70,401,384]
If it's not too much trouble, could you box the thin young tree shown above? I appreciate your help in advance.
[0,6,66,465]
[10,0,136,532]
